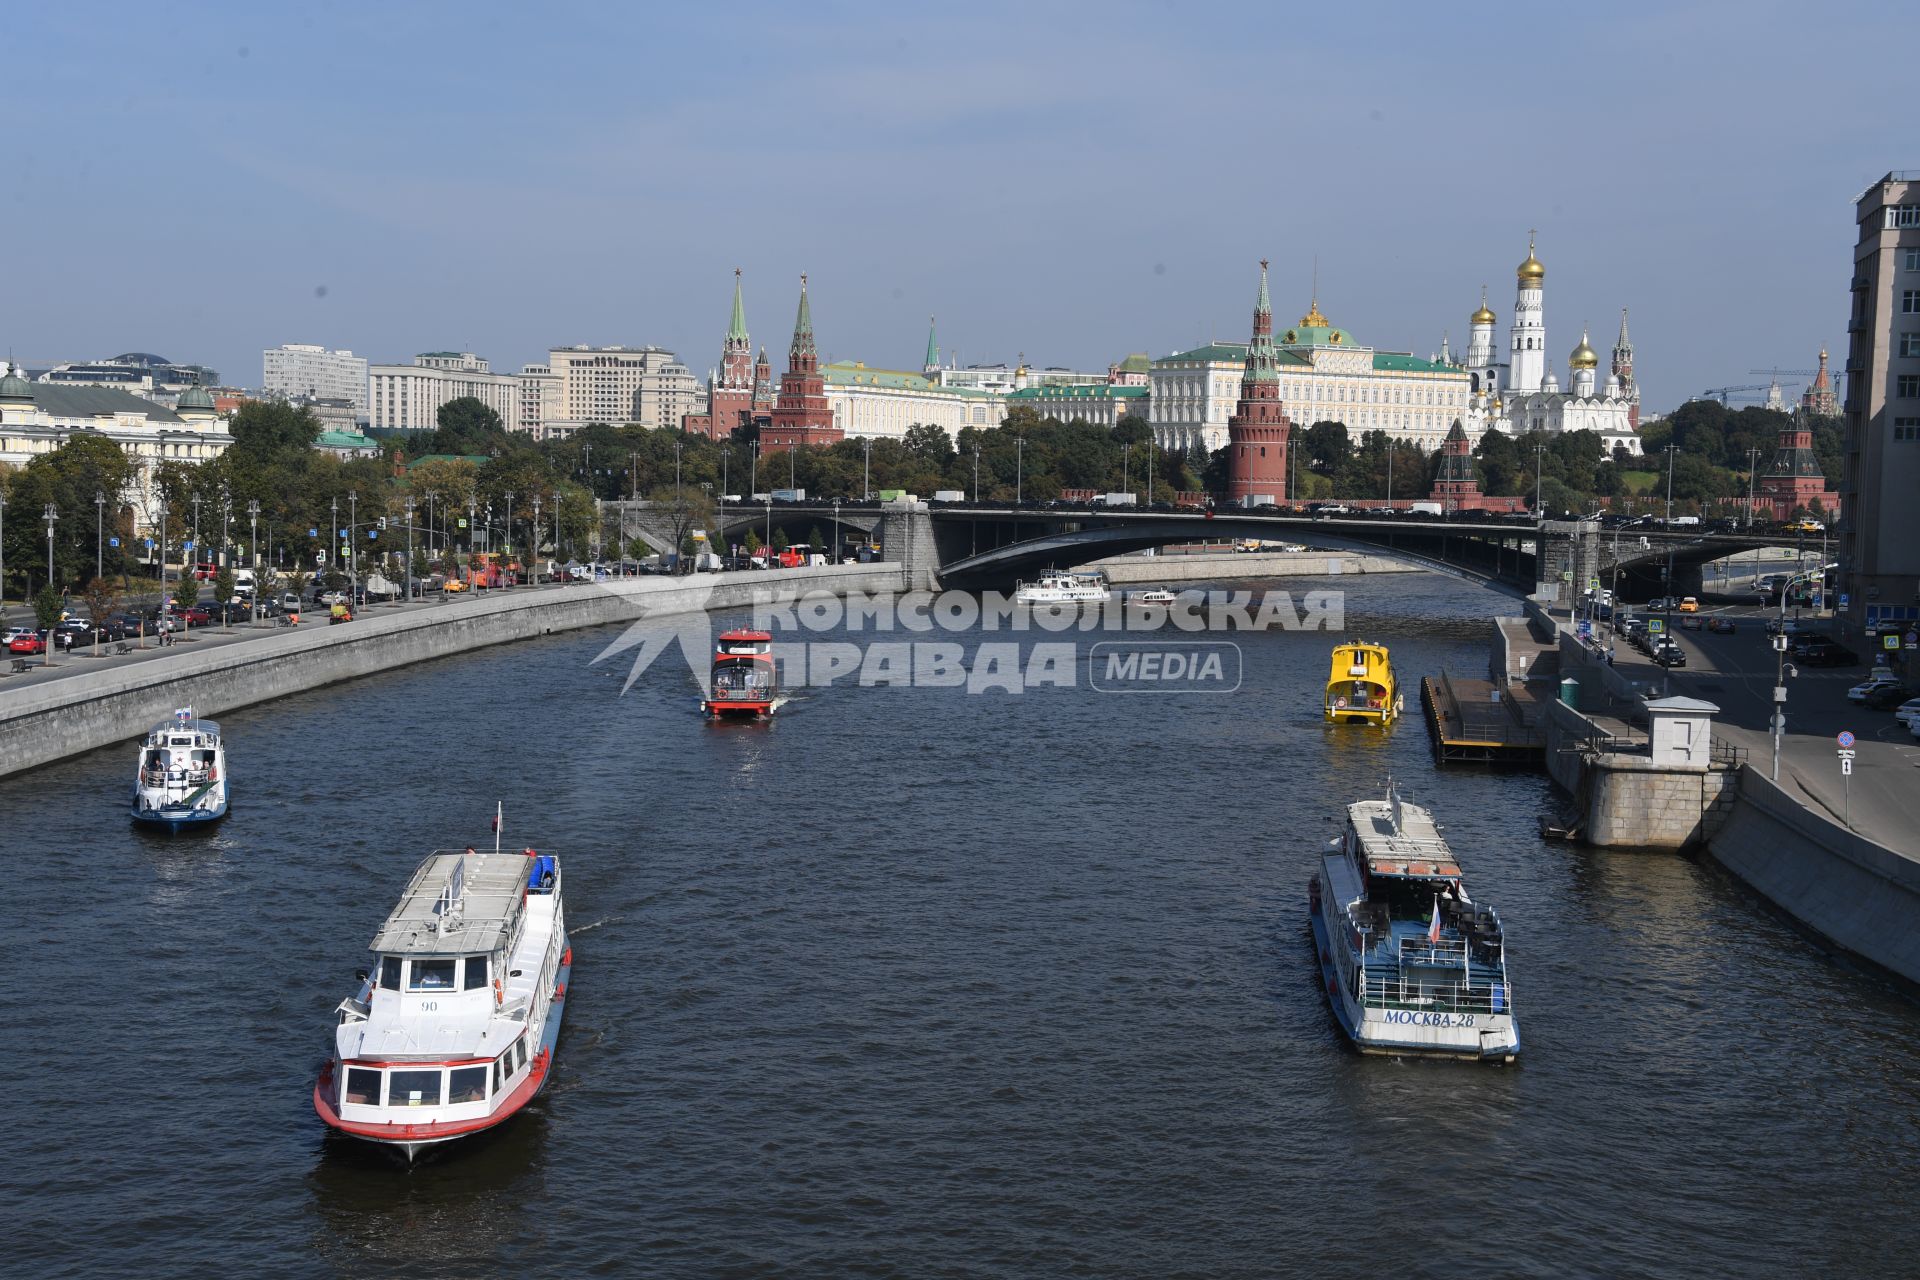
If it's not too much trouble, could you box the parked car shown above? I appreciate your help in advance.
[179,605,214,626]
[1652,642,1687,668]
[1848,675,1905,702]
[1707,616,1737,634]
[1861,684,1919,711]
[8,629,48,655]
[1894,697,1920,725]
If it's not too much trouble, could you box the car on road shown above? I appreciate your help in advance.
[178,604,214,626]
[1848,675,1905,702]
[1894,697,1920,724]
[1679,614,1705,630]
[1766,617,1805,636]
[1652,642,1687,668]
[1707,616,1737,634]
[1678,597,1699,612]
[1799,641,1860,667]
[4,625,35,646]
[8,629,48,655]
[1861,685,1919,711]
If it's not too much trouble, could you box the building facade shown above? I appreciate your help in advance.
[638,360,699,432]
[368,352,519,433]
[685,270,759,439]
[0,371,232,535]
[1003,382,1146,429]
[546,344,679,424]
[515,363,562,435]
[1840,172,1920,632]
[1151,298,1470,455]
[262,343,368,416]
[823,363,1005,440]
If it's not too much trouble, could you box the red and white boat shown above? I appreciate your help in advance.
[314,829,571,1160]
[702,628,777,719]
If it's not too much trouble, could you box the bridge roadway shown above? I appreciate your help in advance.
[716,501,1790,597]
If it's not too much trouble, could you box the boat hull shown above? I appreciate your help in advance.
[703,698,773,719]
[314,941,573,1161]
[1309,878,1518,1062]
[130,794,229,833]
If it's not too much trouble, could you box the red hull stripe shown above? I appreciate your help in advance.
[314,1056,548,1142]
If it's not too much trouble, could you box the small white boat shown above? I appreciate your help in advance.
[1013,569,1111,605]
[1127,588,1177,606]
[314,818,572,1161]
[130,708,228,832]
[1308,784,1519,1062]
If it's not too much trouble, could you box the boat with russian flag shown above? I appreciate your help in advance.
[702,627,776,719]
[130,708,229,832]
[314,811,572,1160]
[1307,783,1519,1062]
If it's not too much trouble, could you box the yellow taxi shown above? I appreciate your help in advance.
[1678,597,1699,612]
[442,577,468,593]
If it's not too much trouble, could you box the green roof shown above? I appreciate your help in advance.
[418,351,463,359]
[404,453,488,469]
[1278,323,1357,347]
[1371,353,1465,374]
[1157,342,1252,364]
[1118,353,1151,374]
[1006,384,1148,401]
[727,274,748,343]
[822,362,1001,400]
[315,429,377,448]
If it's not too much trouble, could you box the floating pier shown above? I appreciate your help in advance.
[1421,673,1545,766]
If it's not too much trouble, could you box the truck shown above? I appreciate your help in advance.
[931,490,966,503]
[1238,494,1277,509]
[362,571,400,601]
[770,488,807,503]
[1091,492,1138,508]
[1407,501,1443,517]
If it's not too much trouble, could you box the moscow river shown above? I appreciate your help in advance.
[9,572,1920,1278]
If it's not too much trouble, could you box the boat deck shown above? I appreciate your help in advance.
[371,852,540,956]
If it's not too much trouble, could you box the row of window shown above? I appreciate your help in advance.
[378,953,489,992]
[1894,418,1920,442]
[341,1032,531,1109]
[1887,206,1920,229]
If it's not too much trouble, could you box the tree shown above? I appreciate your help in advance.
[229,399,322,462]
[744,529,762,555]
[645,484,714,567]
[214,568,237,623]
[1300,421,1352,475]
[430,397,509,456]
[902,422,956,470]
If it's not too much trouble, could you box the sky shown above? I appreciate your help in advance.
[4,0,1909,415]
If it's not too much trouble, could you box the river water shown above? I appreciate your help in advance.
[8,572,1918,1279]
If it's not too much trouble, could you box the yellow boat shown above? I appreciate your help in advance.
[1324,640,1399,725]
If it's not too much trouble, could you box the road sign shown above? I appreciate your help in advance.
[1839,593,1850,610]
[1648,618,1666,634]
[1885,633,1901,651]
[182,539,193,550]
[109,536,120,548]
[1561,571,1573,582]
[309,528,319,537]
[1842,758,1853,776]
[1838,731,1856,748]
[1907,630,1918,650]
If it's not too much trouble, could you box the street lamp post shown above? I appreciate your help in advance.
[749,441,759,501]
[504,491,514,587]
[1016,437,1025,505]
[532,496,543,582]
[862,438,871,500]
[0,488,8,613]
[43,502,57,667]
[95,490,105,585]
[1533,440,1545,514]
[192,494,202,580]
[1664,443,1679,600]
[405,496,416,602]
[247,500,259,626]
[833,498,841,562]
[1746,446,1761,529]
[972,444,980,502]
[348,489,358,608]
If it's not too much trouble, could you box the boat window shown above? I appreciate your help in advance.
[494,1056,506,1093]
[379,956,402,991]
[344,1067,382,1106]
[448,1066,488,1104]
[388,1069,444,1107]
[464,956,488,990]
[409,959,456,990]
[511,1036,525,1072]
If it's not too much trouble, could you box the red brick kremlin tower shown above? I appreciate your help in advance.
[686,269,757,439]
[1226,260,1294,503]
[761,274,842,453]
[1756,411,1839,521]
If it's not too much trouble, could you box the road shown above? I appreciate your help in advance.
[1599,594,1919,853]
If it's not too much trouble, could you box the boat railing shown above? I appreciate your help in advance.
[1357,971,1511,1016]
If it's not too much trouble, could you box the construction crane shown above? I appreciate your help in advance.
[1750,365,1845,403]
[1696,384,1772,405]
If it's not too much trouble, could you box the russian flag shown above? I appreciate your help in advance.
[1428,897,1443,944]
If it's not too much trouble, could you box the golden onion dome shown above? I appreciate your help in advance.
[1569,329,1598,369]
[1470,301,1497,326]
[1517,238,1545,285]
[1300,298,1329,328]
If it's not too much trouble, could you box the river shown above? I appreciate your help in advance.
[9,571,1917,1279]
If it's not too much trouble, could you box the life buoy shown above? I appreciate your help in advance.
[493,978,503,1006]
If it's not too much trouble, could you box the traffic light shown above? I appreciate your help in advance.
[378,517,388,530]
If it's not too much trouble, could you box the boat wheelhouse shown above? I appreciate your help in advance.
[130,708,228,832]
[1013,569,1112,605]
[1325,640,1399,725]
[314,847,572,1160]
[702,628,776,718]
[1308,787,1519,1062]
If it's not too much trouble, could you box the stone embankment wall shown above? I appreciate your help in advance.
[1709,767,1920,987]
[0,564,905,780]
[1543,695,1737,849]
[1086,551,1420,583]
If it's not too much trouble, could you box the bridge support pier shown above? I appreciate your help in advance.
[1535,519,1602,604]
[879,506,943,591]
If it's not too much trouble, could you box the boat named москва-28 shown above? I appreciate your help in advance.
[1308,784,1519,1062]
[313,824,572,1160]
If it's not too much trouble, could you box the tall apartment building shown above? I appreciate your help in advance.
[367,352,518,432]
[546,345,679,423]
[262,343,368,416]
[1840,172,1920,634]
[516,363,562,434]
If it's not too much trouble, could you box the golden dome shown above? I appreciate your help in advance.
[1569,329,1598,369]
[1517,236,1545,285]
[1300,298,1329,328]
[1470,302,1497,326]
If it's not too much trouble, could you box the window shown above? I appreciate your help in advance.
[1907,249,1920,272]
[379,956,402,991]
[464,956,488,990]
[344,1067,382,1105]
[1905,291,1920,314]
[449,1066,489,1103]
[1904,334,1920,358]
[409,959,456,990]
[388,1069,444,1107]
[1888,206,1920,229]
[1896,418,1920,442]
[1900,375,1919,398]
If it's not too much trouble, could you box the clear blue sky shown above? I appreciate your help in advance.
[4,0,1907,413]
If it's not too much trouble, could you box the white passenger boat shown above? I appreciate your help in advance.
[1013,569,1111,604]
[314,826,572,1160]
[1127,588,1177,606]
[130,708,228,832]
[1308,785,1519,1062]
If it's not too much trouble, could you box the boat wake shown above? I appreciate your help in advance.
[570,916,620,935]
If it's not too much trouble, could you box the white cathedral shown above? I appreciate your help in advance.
[1456,237,1643,457]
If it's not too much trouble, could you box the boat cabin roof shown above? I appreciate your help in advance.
[1348,797,1460,879]
[147,718,220,740]
[369,851,544,956]
[717,629,772,643]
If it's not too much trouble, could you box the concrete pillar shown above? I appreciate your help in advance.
[879,504,943,591]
